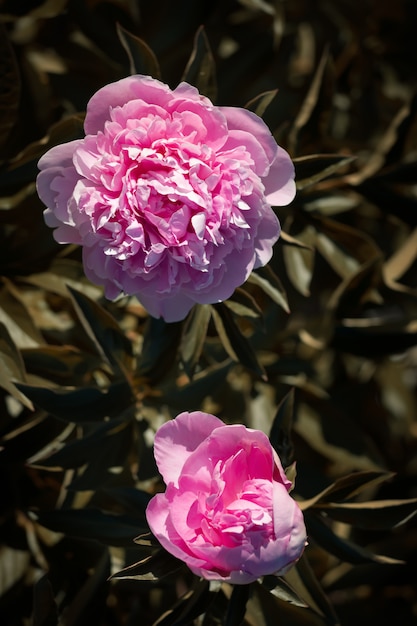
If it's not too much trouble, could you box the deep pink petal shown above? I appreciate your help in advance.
[153,412,223,486]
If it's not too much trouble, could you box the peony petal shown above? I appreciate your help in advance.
[220,106,278,164]
[84,75,173,135]
[153,411,223,486]
[263,146,296,206]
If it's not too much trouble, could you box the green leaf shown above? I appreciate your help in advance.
[224,288,263,320]
[294,155,356,191]
[22,345,103,387]
[245,89,278,117]
[182,26,217,101]
[116,23,161,78]
[137,316,183,384]
[31,508,146,547]
[3,115,84,188]
[293,554,340,624]
[224,585,250,626]
[251,581,329,626]
[262,576,308,608]
[16,380,134,423]
[247,265,290,313]
[0,322,33,410]
[269,388,295,469]
[314,498,417,530]
[154,579,215,626]
[287,49,332,155]
[179,304,211,379]
[300,470,396,510]
[160,360,232,411]
[32,575,58,626]
[0,25,20,154]
[211,302,266,380]
[282,224,316,297]
[111,549,183,581]
[32,418,132,477]
[68,287,134,371]
[305,511,403,565]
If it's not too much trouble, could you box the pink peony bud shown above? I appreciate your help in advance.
[146,412,307,584]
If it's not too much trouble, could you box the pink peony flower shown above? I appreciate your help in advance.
[37,75,295,322]
[146,412,307,584]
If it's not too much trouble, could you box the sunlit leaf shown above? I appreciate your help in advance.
[182,26,217,101]
[117,23,161,78]
[305,511,404,565]
[0,322,33,409]
[314,498,417,530]
[287,49,331,155]
[179,304,211,378]
[247,266,290,313]
[300,470,395,510]
[294,155,356,190]
[262,576,308,608]
[245,89,278,117]
[111,549,183,581]
[283,224,316,296]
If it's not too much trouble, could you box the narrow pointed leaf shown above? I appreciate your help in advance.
[182,26,217,101]
[117,23,161,78]
[111,549,183,581]
[269,388,295,468]
[305,511,403,565]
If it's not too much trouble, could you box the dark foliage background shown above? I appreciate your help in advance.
[1,1,417,625]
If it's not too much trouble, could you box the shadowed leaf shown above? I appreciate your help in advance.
[0,25,20,154]
[295,155,356,191]
[314,498,417,530]
[117,23,161,78]
[16,380,134,423]
[182,26,217,101]
[179,304,211,378]
[300,470,396,509]
[245,89,278,117]
[137,316,183,384]
[111,549,183,581]
[305,511,404,565]
[32,575,58,626]
[269,388,295,468]
[247,265,290,313]
[211,302,266,380]
[68,287,134,371]
[31,508,146,547]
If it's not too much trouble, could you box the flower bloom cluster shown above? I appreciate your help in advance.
[146,412,307,584]
[37,75,295,322]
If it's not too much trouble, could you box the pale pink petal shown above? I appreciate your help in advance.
[263,146,296,206]
[153,412,223,486]
[84,75,173,135]
[220,106,278,164]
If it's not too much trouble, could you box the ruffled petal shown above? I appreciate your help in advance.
[153,411,223,486]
